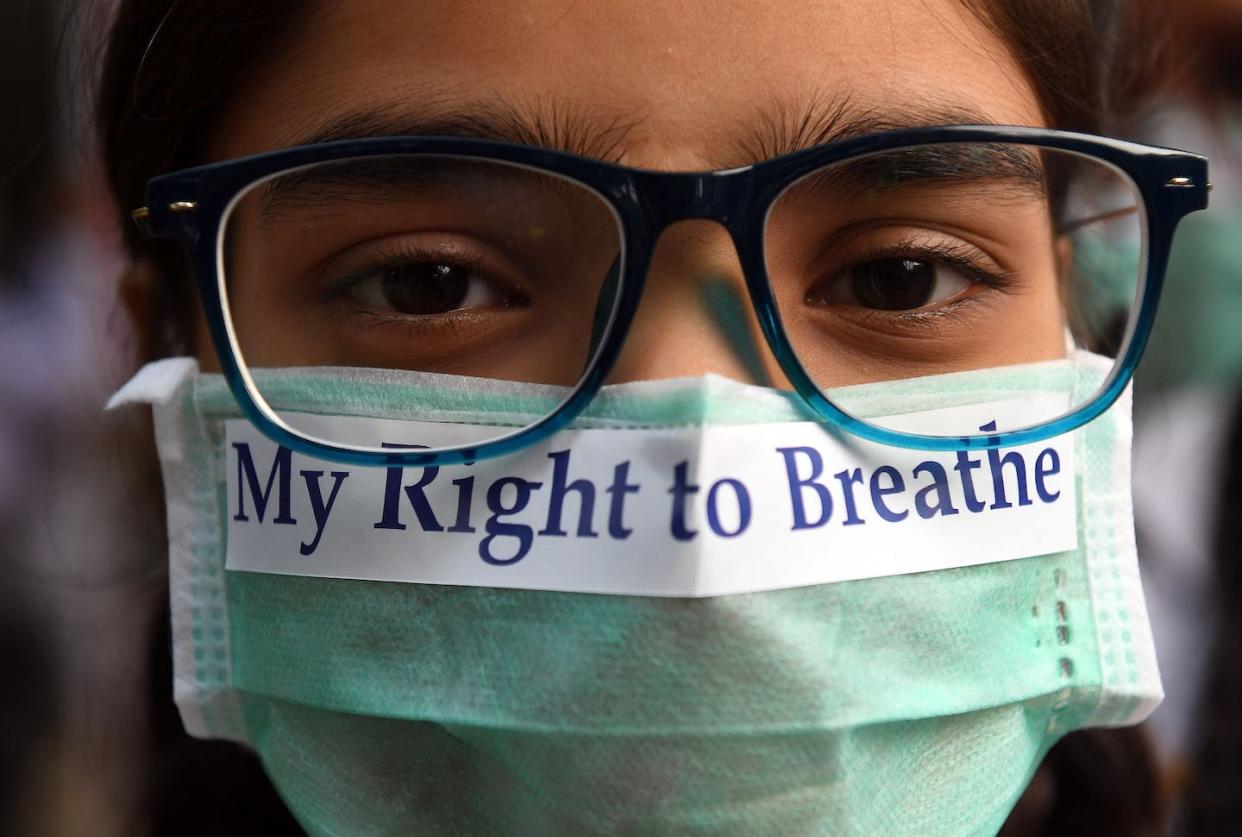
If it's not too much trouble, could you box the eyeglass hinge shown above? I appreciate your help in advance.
[131,200,198,236]
[131,206,152,235]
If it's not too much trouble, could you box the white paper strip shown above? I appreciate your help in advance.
[225,399,1077,597]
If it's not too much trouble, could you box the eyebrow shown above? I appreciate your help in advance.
[726,94,1006,166]
[253,94,1044,221]
[295,96,645,164]
[256,155,598,225]
[790,141,1048,206]
[289,93,1016,168]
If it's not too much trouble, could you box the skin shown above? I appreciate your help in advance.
[193,0,1071,389]
[1178,0,1242,24]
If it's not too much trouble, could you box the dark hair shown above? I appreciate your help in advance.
[93,2,1168,833]
[96,2,313,355]
[1185,398,1242,832]
[0,0,58,284]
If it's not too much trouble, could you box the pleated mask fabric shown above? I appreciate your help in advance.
[110,351,1160,836]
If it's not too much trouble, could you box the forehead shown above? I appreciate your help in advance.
[207,0,1047,167]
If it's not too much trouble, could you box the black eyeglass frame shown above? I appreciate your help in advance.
[136,125,1209,467]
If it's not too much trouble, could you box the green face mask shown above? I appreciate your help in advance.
[112,351,1160,837]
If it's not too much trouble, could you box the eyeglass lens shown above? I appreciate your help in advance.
[764,143,1142,437]
[219,144,1142,449]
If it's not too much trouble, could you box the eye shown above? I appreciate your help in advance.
[804,228,1028,316]
[321,233,533,318]
[346,259,514,316]
[806,255,975,312]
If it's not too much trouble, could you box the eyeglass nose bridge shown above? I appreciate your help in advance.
[600,166,799,392]
[630,167,758,231]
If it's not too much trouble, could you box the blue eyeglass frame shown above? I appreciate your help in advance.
[138,125,1209,467]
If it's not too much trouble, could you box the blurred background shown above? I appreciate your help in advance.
[1,1,1239,835]
[1,2,165,835]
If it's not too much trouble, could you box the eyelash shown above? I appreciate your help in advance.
[313,232,1016,337]
[308,239,529,344]
[843,236,1016,289]
[317,240,497,306]
[826,236,1018,314]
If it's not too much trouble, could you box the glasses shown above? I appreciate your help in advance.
[136,126,1208,466]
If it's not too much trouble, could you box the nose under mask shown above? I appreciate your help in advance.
[110,350,1160,837]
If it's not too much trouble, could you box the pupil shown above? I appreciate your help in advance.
[381,263,470,315]
[850,257,934,310]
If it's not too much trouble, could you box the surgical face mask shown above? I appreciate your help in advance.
[110,350,1160,836]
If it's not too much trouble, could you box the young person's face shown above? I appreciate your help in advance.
[202,0,1066,387]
